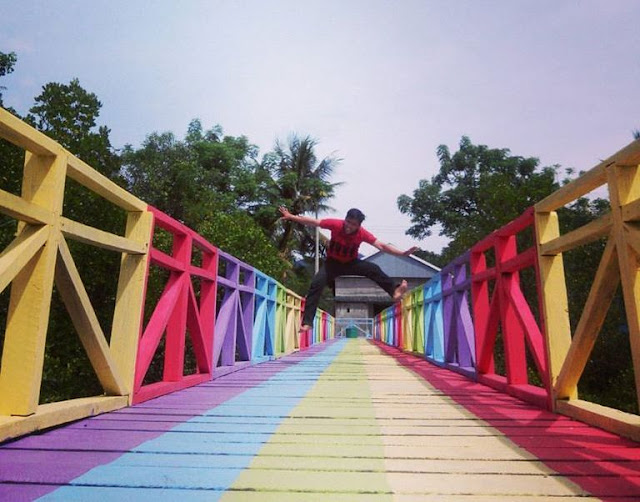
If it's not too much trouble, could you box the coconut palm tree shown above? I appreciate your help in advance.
[263,134,342,257]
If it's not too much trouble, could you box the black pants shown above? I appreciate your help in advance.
[302,258,397,326]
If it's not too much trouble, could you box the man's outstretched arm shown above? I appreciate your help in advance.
[279,206,321,227]
[373,240,419,257]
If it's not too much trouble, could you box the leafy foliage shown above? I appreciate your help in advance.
[398,136,558,261]
[0,51,17,106]
[261,135,342,259]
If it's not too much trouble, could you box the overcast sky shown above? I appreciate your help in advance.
[1,0,639,254]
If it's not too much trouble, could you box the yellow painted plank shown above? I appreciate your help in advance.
[0,189,53,224]
[0,395,127,443]
[556,399,640,442]
[110,210,153,398]
[623,222,640,256]
[607,166,640,412]
[0,224,48,294]
[230,470,392,495]
[60,217,147,254]
[539,213,611,256]
[0,107,61,155]
[534,210,574,402]
[535,163,607,212]
[66,154,147,211]
[55,236,127,396]
[223,340,392,500]
[535,139,640,214]
[0,152,66,416]
[554,236,619,398]
[622,195,640,222]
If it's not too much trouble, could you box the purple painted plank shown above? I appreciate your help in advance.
[0,342,334,499]
[0,484,62,502]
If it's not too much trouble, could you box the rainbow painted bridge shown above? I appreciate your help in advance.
[3,338,639,500]
[1,107,640,500]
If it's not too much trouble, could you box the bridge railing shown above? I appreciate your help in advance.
[472,207,548,409]
[535,140,640,440]
[441,251,474,376]
[133,206,217,404]
[0,108,150,439]
[374,138,640,441]
[0,108,334,441]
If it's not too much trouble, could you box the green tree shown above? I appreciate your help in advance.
[633,129,640,140]
[121,120,289,276]
[122,130,201,223]
[27,78,119,177]
[0,51,17,107]
[261,135,341,258]
[397,136,558,261]
[122,120,265,228]
[0,51,22,197]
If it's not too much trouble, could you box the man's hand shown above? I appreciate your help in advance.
[403,246,420,256]
[279,206,292,220]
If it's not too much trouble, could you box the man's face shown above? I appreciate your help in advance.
[343,217,361,235]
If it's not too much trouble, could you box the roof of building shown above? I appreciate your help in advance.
[363,251,440,279]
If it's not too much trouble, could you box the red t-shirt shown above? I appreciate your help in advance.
[320,219,377,263]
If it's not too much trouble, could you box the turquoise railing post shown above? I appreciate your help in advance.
[424,275,445,365]
[252,270,277,362]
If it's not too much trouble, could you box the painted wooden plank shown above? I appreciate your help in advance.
[540,212,612,256]
[134,274,185,390]
[555,237,619,398]
[536,163,607,212]
[0,224,48,294]
[505,280,547,379]
[622,195,640,222]
[150,247,184,272]
[0,107,60,155]
[0,188,52,224]
[0,153,65,416]
[60,216,146,254]
[607,166,640,417]
[32,341,346,499]
[0,396,127,443]
[0,343,335,499]
[535,210,574,404]
[374,341,640,499]
[55,236,127,395]
[66,154,147,212]
[556,399,640,442]
[110,209,153,398]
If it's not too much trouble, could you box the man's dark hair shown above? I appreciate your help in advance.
[346,208,365,223]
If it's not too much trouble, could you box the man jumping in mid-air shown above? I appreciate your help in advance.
[279,206,419,333]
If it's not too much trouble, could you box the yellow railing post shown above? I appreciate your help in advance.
[535,138,640,440]
[607,164,640,407]
[0,107,149,441]
[534,210,574,402]
[0,151,66,416]
[109,210,153,401]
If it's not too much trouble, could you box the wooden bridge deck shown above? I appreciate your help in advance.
[1,338,639,501]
